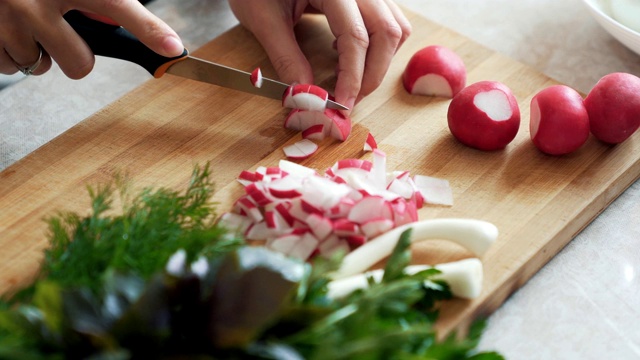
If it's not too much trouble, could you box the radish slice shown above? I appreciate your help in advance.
[327,258,483,299]
[283,139,318,159]
[332,218,498,279]
[250,67,263,88]
[412,175,454,206]
[363,132,378,151]
[282,84,329,111]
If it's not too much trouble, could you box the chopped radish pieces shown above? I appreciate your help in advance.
[282,84,329,111]
[285,108,352,141]
[363,132,378,151]
[223,155,454,261]
[250,67,263,88]
[283,139,318,159]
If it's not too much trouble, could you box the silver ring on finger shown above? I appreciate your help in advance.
[14,44,43,76]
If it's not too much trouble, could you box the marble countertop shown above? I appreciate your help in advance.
[1,0,639,358]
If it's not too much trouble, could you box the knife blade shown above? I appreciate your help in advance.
[164,57,347,110]
[64,11,348,111]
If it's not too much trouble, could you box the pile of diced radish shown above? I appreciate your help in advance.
[218,149,453,261]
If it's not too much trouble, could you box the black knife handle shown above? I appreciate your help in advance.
[63,10,188,77]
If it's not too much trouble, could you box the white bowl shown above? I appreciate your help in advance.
[582,0,640,56]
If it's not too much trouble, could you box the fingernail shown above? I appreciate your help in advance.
[163,36,184,56]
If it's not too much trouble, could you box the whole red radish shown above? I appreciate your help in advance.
[402,45,466,98]
[584,72,640,144]
[447,81,520,151]
[530,85,590,155]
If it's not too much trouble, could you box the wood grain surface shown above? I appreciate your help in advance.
[1,9,639,335]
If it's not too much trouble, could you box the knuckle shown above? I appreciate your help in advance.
[346,23,370,50]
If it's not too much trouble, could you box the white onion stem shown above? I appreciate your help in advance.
[327,258,483,299]
[332,218,498,279]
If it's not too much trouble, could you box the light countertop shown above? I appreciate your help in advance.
[1,1,639,358]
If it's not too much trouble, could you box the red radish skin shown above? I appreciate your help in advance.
[530,85,590,155]
[250,67,263,88]
[584,72,640,144]
[447,81,521,151]
[363,132,378,151]
[282,84,329,111]
[402,45,466,98]
[220,157,453,261]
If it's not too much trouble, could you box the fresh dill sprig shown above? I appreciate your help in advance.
[39,163,242,294]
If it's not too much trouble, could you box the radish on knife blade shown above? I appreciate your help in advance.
[327,258,483,299]
[283,139,319,160]
[282,84,329,111]
[529,85,590,155]
[584,72,640,144]
[402,45,466,98]
[447,81,520,151]
[332,218,498,279]
[250,67,263,88]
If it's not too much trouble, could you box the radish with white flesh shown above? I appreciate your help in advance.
[402,45,466,98]
[301,124,325,141]
[363,132,378,151]
[327,258,483,299]
[448,81,521,151]
[584,72,640,144]
[250,67,263,88]
[283,139,318,159]
[530,85,590,155]
[285,108,352,141]
[282,84,329,111]
[332,218,498,279]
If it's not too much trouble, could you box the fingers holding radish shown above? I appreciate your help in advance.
[447,81,521,151]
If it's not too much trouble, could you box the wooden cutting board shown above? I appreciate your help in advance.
[1,9,639,336]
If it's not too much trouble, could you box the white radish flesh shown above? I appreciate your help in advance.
[285,108,352,141]
[332,218,498,279]
[282,84,329,111]
[283,139,318,159]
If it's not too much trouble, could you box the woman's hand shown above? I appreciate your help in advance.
[0,0,183,78]
[228,0,411,112]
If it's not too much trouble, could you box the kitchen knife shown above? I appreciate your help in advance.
[63,11,348,111]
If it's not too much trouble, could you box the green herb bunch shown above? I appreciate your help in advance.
[0,165,503,359]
